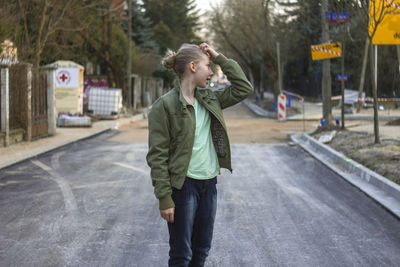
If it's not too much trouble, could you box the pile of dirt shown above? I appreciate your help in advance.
[312,125,343,135]
[386,119,400,126]
[312,130,400,184]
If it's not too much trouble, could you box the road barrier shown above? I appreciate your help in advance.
[331,93,400,102]
[277,94,286,121]
[363,97,400,102]
[282,90,305,103]
[282,90,306,131]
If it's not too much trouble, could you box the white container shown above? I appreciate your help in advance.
[45,60,84,115]
[57,114,91,127]
[88,87,122,117]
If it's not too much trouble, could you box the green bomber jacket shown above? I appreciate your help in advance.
[146,54,254,210]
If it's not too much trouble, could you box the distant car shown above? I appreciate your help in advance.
[363,99,374,109]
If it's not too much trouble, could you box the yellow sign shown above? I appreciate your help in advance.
[369,0,400,44]
[310,42,342,61]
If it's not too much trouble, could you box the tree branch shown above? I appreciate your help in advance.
[214,10,253,67]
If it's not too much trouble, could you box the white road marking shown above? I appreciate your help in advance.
[73,178,137,189]
[31,160,78,216]
[0,180,20,186]
[31,160,52,171]
[51,151,65,170]
[112,162,147,174]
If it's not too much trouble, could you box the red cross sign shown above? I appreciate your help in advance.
[59,73,68,82]
[55,67,79,88]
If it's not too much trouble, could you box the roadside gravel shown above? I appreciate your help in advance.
[312,129,400,184]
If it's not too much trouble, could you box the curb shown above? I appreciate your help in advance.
[291,132,400,219]
[286,113,400,122]
[0,128,112,170]
[243,99,276,118]
[244,98,400,121]
[332,115,400,121]
[0,113,145,171]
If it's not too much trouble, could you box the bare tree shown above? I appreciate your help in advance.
[1,0,100,66]
[209,0,279,97]
[353,0,394,144]
[356,37,369,113]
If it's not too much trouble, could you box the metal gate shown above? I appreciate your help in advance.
[31,69,48,139]
[9,65,28,131]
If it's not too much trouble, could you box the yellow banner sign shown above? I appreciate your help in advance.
[369,0,400,44]
[310,42,342,61]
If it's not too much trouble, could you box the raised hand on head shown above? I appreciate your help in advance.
[200,43,219,60]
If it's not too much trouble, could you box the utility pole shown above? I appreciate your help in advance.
[374,45,378,90]
[340,40,345,129]
[127,0,132,108]
[321,0,332,126]
[397,45,400,75]
[340,4,346,129]
[369,42,380,143]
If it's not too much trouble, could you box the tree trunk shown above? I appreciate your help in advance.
[357,37,369,113]
[126,0,132,108]
[369,42,380,144]
[248,70,255,93]
[259,64,265,100]
[321,0,332,126]
[277,42,283,94]
[265,63,279,98]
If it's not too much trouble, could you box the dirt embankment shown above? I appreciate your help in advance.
[312,130,400,184]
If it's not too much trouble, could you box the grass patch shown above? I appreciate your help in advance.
[366,161,384,169]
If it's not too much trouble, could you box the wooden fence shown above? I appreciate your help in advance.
[130,75,163,109]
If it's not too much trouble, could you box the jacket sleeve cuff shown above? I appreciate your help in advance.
[159,194,175,210]
[213,54,228,66]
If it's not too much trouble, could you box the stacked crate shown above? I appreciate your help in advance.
[88,88,122,118]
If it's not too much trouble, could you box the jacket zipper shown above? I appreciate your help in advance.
[183,104,196,177]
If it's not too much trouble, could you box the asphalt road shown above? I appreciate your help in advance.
[1,127,400,266]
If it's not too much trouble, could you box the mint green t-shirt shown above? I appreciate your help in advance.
[186,99,220,179]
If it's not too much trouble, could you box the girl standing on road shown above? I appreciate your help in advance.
[146,43,253,267]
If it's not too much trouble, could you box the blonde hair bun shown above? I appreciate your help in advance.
[162,49,177,70]
[161,44,203,78]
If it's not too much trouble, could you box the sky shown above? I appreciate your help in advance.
[194,0,221,41]
[195,0,222,12]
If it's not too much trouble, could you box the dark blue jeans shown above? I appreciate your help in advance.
[168,177,217,267]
